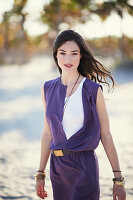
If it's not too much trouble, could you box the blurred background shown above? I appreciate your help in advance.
[0,0,133,199]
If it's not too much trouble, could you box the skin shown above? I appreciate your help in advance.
[56,41,83,96]
[96,87,126,200]
[35,41,126,199]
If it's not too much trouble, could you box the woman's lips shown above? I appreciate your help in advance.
[64,64,73,68]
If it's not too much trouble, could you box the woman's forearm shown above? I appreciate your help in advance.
[101,132,122,178]
[38,131,52,171]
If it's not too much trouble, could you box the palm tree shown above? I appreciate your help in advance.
[90,0,133,58]
[40,0,86,35]
[40,0,133,58]
[11,0,28,42]
[2,11,11,51]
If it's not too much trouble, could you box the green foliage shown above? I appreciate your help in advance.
[1,0,133,60]
[13,0,28,14]
[40,0,133,32]
[34,36,43,46]
[92,0,133,20]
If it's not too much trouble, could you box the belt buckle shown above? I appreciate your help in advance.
[54,150,64,156]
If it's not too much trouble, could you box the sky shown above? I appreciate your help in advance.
[0,0,133,39]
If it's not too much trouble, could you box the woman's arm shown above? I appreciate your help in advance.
[38,86,52,172]
[96,87,126,200]
[96,87,122,178]
[35,86,52,199]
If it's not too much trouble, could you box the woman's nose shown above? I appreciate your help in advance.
[64,55,72,61]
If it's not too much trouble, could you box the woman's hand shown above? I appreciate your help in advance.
[35,179,48,199]
[113,184,126,200]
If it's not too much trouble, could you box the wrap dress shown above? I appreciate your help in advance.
[44,76,103,200]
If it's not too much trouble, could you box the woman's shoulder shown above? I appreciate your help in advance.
[44,77,59,85]
[43,77,59,88]
[84,78,103,104]
[43,77,59,99]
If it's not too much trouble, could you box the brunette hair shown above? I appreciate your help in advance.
[53,29,116,91]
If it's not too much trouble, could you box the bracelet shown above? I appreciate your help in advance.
[114,181,125,186]
[113,170,121,172]
[112,176,125,186]
[112,176,124,182]
[34,172,46,181]
[37,170,44,173]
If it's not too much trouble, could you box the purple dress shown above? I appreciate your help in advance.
[44,76,103,200]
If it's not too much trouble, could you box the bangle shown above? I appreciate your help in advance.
[114,181,125,186]
[37,171,46,176]
[34,172,46,181]
[112,176,125,186]
[113,170,121,172]
[112,176,124,182]
[37,170,44,173]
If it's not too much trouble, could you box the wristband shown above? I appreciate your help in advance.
[113,170,121,172]
[37,170,44,173]
[34,172,46,181]
[112,176,124,182]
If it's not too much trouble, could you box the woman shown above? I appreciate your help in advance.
[34,30,126,200]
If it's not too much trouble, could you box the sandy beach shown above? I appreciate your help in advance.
[0,55,133,200]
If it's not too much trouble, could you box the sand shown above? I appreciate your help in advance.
[0,55,133,200]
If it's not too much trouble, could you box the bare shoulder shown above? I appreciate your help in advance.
[96,86,111,137]
[41,85,52,136]
[96,86,109,124]
[41,86,46,107]
[96,86,105,110]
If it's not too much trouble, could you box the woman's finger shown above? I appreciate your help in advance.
[43,190,48,197]
[40,185,45,197]
[37,186,44,199]
[113,191,117,200]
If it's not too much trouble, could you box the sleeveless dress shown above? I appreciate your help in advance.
[44,76,103,200]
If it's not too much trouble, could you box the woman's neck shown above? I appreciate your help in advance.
[60,72,80,86]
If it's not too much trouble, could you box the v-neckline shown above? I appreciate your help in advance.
[59,76,86,98]
[58,77,88,141]
[65,77,86,98]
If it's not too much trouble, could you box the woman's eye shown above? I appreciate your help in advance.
[72,53,78,55]
[59,52,78,55]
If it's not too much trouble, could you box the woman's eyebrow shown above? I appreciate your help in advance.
[59,49,79,52]
[71,50,79,52]
[59,49,66,52]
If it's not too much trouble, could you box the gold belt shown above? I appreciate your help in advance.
[51,149,78,156]
[52,150,64,156]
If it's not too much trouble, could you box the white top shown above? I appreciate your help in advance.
[62,77,86,140]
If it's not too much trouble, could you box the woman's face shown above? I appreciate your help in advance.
[56,41,82,72]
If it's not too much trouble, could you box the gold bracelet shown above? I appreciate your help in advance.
[112,176,125,186]
[114,180,125,186]
[34,172,46,181]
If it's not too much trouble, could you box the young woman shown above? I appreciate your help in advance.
[34,30,126,200]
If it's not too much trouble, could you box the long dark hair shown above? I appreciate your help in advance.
[53,29,116,92]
